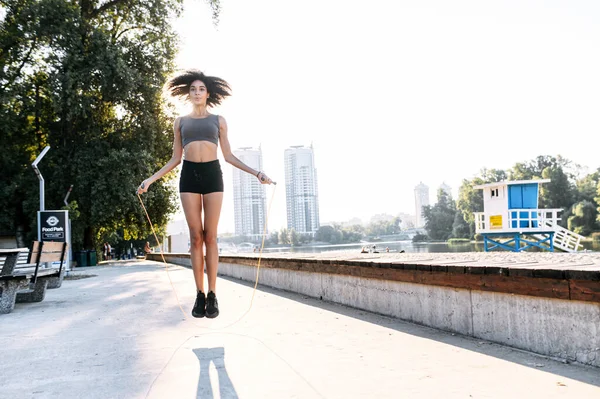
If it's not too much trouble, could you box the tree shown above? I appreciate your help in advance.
[540,165,576,211]
[480,168,508,183]
[508,155,577,181]
[268,231,279,245]
[451,211,470,239]
[278,228,290,245]
[365,217,402,237]
[572,169,600,236]
[315,224,360,244]
[576,168,600,204]
[422,189,456,240]
[315,225,336,243]
[388,216,402,234]
[567,201,598,236]
[456,178,484,239]
[288,229,299,246]
[341,228,361,243]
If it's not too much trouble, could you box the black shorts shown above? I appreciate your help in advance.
[179,159,224,194]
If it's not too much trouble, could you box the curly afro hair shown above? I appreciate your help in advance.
[165,69,231,107]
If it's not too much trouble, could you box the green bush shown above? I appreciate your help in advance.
[412,233,428,242]
[448,238,470,244]
[474,234,484,242]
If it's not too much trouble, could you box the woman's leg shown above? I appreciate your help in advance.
[180,193,205,292]
[202,192,223,293]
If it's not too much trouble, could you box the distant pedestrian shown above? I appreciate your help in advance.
[103,242,109,261]
[138,70,274,319]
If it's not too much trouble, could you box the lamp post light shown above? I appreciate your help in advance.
[32,146,51,239]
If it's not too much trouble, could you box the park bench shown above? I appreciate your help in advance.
[0,241,67,314]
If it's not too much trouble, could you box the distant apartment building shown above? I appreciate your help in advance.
[232,147,267,239]
[284,145,320,235]
[414,182,430,227]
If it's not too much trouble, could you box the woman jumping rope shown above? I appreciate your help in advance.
[138,70,274,318]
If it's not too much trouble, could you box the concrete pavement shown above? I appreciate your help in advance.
[0,260,598,399]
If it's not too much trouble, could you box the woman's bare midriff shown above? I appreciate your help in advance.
[183,141,218,162]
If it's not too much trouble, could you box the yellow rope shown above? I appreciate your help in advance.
[136,184,276,330]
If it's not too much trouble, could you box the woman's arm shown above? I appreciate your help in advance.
[138,117,183,193]
[218,115,273,184]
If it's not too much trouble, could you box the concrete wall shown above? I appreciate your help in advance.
[149,254,600,368]
[471,292,600,366]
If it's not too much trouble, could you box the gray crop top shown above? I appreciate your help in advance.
[180,114,220,147]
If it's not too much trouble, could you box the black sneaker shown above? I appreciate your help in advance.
[206,291,219,318]
[192,291,206,318]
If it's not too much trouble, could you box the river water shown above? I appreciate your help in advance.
[262,240,600,254]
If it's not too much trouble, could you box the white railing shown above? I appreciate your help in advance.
[474,209,562,233]
[507,208,562,230]
[538,220,585,252]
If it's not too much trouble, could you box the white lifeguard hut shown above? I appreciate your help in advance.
[473,179,584,252]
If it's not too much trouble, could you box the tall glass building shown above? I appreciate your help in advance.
[284,145,320,235]
[232,147,267,239]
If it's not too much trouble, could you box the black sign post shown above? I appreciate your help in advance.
[37,210,70,270]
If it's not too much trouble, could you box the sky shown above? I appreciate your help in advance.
[168,0,600,234]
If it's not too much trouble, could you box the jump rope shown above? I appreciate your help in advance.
[136,176,326,398]
[135,174,276,331]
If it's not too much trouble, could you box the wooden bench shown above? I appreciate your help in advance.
[0,241,67,314]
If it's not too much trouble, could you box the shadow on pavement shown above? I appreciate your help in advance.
[193,347,239,399]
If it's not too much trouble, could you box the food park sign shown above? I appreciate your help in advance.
[37,210,71,270]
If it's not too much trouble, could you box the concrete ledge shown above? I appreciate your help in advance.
[147,252,600,367]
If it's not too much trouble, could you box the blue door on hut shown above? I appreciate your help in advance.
[508,183,539,228]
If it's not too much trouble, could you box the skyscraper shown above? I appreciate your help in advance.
[284,145,320,235]
[414,182,430,227]
[232,147,267,239]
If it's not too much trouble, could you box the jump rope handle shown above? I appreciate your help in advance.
[261,176,276,185]
[259,173,276,185]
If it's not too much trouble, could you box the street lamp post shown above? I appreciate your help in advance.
[32,146,51,239]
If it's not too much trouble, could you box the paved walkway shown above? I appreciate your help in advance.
[1,260,599,399]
